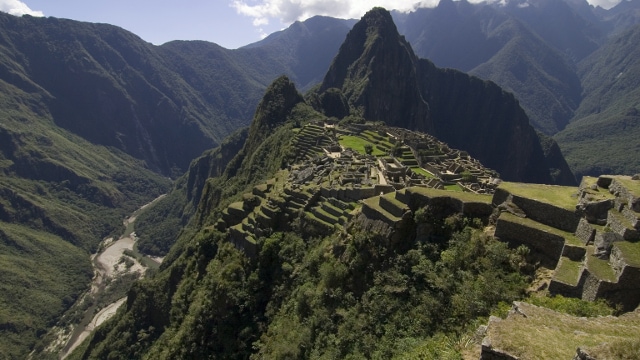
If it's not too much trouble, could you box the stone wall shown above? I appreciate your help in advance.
[462,201,494,219]
[575,219,595,245]
[320,186,381,201]
[510,196,581,232]
[549,276,583,298]
[562,244,586,261]
[610,178,640,212]
[494,215,565,267]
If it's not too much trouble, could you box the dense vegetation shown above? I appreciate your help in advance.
[555,24,640,177]
[70,75,533,359]
[74,208,532,359]
[0,80,170,358]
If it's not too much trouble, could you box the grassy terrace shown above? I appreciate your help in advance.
[614,241,640,268]
[485,302,640,360]
[361,130,393,145]
[585,246,617,282]
[553,257,582,285]
[362,197,401,222]
[338,135,386,156]
[499,182,579,210]
[410,166,435,179]
[580,176,616,201]
[444,183,463,192]
[611,175,640,197]
[408,186,492,203]
[499,212,583,246]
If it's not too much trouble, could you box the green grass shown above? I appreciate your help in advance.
[585,249,617,282]
[499,182,579,210]
[553,257,582,285]
[410,167,435,179]
[409,186,493,204]
[614,241,640,268]
[444,183,463,192]
[338,135,386,156]
[485,301,639,360]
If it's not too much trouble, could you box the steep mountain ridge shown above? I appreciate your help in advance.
[320,8,432,133]
[319,8,575,185]
[393,0,583,135]
[555,23,640,176]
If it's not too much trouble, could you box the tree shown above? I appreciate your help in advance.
[364,144,373,155]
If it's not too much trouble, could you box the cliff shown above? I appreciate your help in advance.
[318,8,575,185]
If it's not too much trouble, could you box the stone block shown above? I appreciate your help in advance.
[597,175,613,188]
[608,210,639,241]
[574,218,595,245]
[562,244,586,261]
[593,231,622,257]
[622,207,640,229]
[576,198,613,224]
[610,178,640,212]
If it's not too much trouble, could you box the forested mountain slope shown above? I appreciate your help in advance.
[0,12,340,357]
[72,71,534,360]
[318,8,575,185]
[555,24,640,176]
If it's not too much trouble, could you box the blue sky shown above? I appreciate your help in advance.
[2,0,624,49]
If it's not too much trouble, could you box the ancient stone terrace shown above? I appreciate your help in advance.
[291,123,332,161]
[493,176,640,310]
[386,126,497,191]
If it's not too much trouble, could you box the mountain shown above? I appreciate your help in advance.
[0,12,360,356]
[0,13,351,176]
[392,0,584,135]
[239,16,356,91]
[319,7,575,185]
[389,0,640,176]
[0,45,170,358]
[70,72,535,360]
[555,23,640,176]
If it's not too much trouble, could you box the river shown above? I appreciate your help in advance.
[45,195,166,359]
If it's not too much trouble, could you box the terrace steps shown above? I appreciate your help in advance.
[361,196,403,226]
[379,192,409,218]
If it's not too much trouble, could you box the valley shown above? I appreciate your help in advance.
[42,195,165,359]
[0,0,639,358]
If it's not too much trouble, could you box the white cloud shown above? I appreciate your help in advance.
[231,0,623,28]
[587,0,621,9]
[0,0,44,17]
[230,0,439,26]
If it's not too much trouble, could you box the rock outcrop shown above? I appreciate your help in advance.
[317,8,575,185]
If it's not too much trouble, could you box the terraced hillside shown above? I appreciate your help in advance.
[493,176,640,311]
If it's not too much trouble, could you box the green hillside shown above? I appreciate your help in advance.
[0,64,170,356]
[555,24,640,177]
[70,75,532,360]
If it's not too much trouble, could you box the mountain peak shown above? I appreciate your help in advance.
[319,7,432,131]
[250,75,303,137]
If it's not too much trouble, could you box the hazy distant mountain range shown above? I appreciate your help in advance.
[1,0,640,356]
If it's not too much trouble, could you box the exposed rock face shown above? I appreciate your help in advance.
[318,8,575,185]
[320,8,432,132]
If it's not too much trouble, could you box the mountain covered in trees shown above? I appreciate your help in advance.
[57,8,599,359]
[1,0,640,357]
[388,0,640,177]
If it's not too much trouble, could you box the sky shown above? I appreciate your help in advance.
[2,0,625,49]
